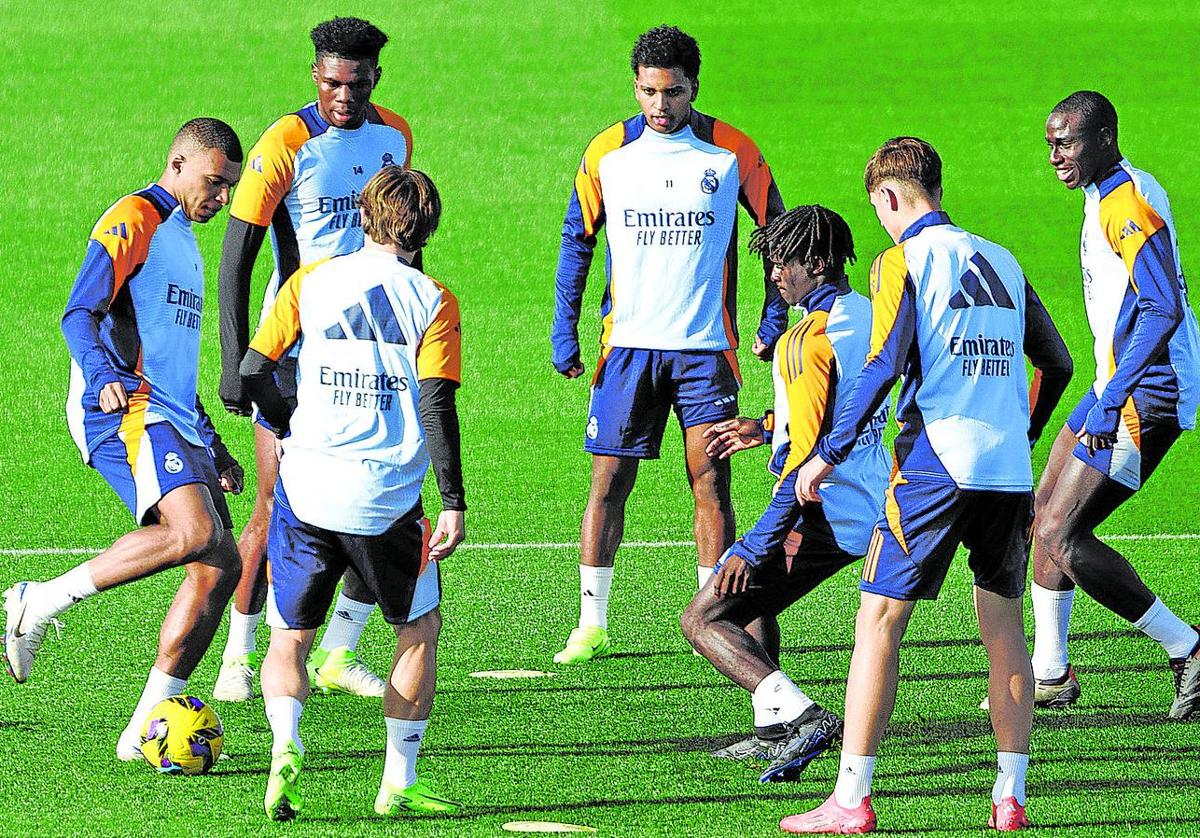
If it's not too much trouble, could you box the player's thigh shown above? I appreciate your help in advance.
[859,477,967,602]
[671,349,740,438]
[252,422,282,500]
[342,507,440,627]
[584,348,672,459]
[962,491,1034,599]
[1035,421,1083,508]
[264,484,347,631]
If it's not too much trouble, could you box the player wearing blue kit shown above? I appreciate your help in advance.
[213,17,414,701]
[1029,92,1200,719]
[241,169,464,821]
[3,119,245,762]
[781,138,1072,834]
[551,25,787,664]
[679,206,889,783]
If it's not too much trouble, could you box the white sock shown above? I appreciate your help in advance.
[993,751,1028,805]
[123,667,187,741]
[698,565,714,590]
[1133,597,1199,659]
[265,695,305,755]
[222,608,262,659]
[33,564,99,620]
[383,717,428,789]
[752,669,815,725]
[578,565,614,630]
[752,699,775,728]
[320,592,374,653]
[833,752,875,808]
[1030,583,1074,681]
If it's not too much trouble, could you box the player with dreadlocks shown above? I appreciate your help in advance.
[680,205,890,784]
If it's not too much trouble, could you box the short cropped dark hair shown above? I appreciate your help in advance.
[311,17,389,62]
[864,136,941,199]
[1052,90,1118,143]
[359,167,441,251]
[631,25,700,81]
[172,118,242,163]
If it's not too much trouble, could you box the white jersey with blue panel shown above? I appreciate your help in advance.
[1079,158,1200,432]
[63,184,214,460]
[818,212,1035,492]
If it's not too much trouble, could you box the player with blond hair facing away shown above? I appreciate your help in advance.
[1028,91,1200,718]
[782,137,1072,833]
[241,167,464,821]
[680,205,889,783]
[4,118,245,762]
[214,16,415,701]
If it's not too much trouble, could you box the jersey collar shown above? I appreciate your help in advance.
[797,278,849,313]
[142,183,180,220]
[899,210,952,243]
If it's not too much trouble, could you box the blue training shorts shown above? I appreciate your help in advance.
[859,476,1033,601]
[1066,390,1182,492]
[585,348,740,458]
[89,421,232,528]
[265,482,440,630]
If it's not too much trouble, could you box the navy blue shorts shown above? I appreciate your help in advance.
[265,482,439,630]
[859,476,1033,601]
[585,348,740,458]
[90,421,232,528]
[1066,390,1181,492]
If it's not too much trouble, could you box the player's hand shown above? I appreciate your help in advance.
[219,374,252,416]
[795,456,834,504]
[428,510,465,562]
[219,463,244,495]
[98,381,130,414]
[1076,427,1116,455]
[713,554,753,598]
[704,417,764,459]
[560,362,585,379]
[751,335,772,361]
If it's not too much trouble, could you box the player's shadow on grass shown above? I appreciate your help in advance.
[778,627,1138,658]
[885,709,1186,750]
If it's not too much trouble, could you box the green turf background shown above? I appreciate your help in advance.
[1,0,1198,833]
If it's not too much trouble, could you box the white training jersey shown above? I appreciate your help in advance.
[249,248,461,535]
[1079,158,1200,428]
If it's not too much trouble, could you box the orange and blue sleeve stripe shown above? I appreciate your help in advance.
[778,315,838,477]
[417,283,463,383]
[249,260,321,361]
[229,114,309,227]
[712,119,788,350]
[1088,168,1182,435]
[817,246,915,465]
[551,119,631,372]
[62,189,168,394]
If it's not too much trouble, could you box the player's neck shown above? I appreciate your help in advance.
[363,235,415,264]
[888,200,940,244]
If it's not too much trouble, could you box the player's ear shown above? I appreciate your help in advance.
[373,65,382,88]
[886,187,898,212]
[169,152,186,177]
[1096,125,1113,151]
[810,256,827,278]
[311,63,319,85]
[689,77,699,102]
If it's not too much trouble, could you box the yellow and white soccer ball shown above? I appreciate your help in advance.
[139,694,224,775]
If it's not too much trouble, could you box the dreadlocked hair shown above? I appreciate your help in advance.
[749,205,856,278]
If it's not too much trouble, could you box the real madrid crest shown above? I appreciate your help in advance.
[700,168,719,195]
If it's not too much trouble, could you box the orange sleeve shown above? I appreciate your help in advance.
[248,260,323,360]
[372,104,414,167]
[712,120,777,225]
[780,316,835,474]
[867,246,910,361]
[229,115,309,227]
[573,122,625,237]
[88,195,162,299]
[416,283,462,383]
[1098,181,1168,289]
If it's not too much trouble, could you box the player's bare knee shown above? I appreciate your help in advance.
[679,600,705,645]
[1034,512,1071,567]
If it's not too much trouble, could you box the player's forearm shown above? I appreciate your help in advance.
[218,218,268,403]
[817,357,898,465]
[62,243,121,391]
[1023,283,1073,443]
[194,396,237,471]
[551,232,594,371]
[239,349,290,435]
[418,377,466,511]
[1096,306,1179,418]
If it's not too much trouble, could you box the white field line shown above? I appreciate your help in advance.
[1,533,1198,556]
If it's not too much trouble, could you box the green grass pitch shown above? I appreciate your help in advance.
[2,0,1199,834]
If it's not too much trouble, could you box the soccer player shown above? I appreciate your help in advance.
[213,16,415,701]
[780,138,1072,833]
[241,168,464,821]
[680,206,889,783]
[3,118,245,761]
[550,25,787,664]
[1029,91,1200,718]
